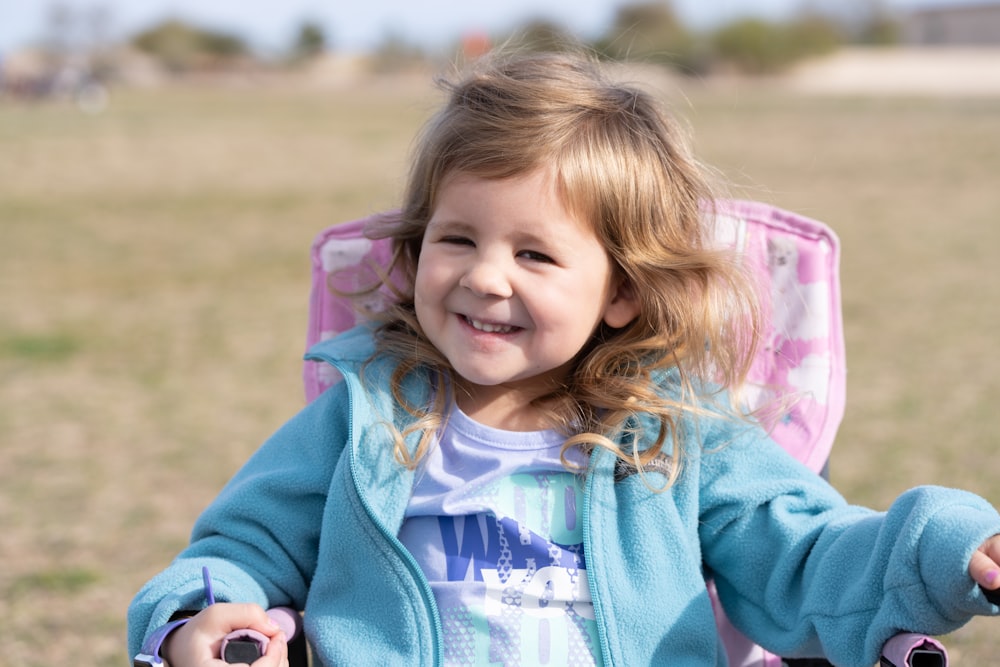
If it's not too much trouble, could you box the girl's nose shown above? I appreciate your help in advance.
[459,258,513,298]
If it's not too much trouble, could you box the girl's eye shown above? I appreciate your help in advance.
[440,235,474,246]
[519,250,555,263]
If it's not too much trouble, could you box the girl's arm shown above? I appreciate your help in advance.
[127,382,352,661]
[696,419,1000,667]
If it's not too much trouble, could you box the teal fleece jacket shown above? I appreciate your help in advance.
[128,326,1000,666]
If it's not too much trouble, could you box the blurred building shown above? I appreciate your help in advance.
[902,1,1000,45]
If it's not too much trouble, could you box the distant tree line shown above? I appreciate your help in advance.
[129,19,328,72]
[122,0,899,76]
[505,2,900,76]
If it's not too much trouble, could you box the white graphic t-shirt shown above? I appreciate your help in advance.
[398,406,602,666]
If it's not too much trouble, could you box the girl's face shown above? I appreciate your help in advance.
[414,167,638,425]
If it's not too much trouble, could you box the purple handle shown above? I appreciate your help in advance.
[221,607,300,664]
[881,633,947,667]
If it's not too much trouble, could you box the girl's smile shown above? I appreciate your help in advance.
[462,316,519,335]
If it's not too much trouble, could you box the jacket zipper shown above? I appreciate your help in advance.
[309,351,445,666]
[348,451,445,666]
[582,449,614,667]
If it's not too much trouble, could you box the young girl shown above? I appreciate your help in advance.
[129,52,1000,667]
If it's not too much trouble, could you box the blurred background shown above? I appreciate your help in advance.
[4,0,1000,98]
[2,1,999,664]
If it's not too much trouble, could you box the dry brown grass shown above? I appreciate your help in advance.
[1,72,998,665]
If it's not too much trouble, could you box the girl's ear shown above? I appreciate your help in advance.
[602,277,641,329]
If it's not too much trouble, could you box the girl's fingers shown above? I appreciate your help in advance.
[969,538,1000,590]
[162,603,282,666]
[259,631,289,666]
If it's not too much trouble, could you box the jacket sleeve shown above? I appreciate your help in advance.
[696,419,1000,667]
[126,381,351,659]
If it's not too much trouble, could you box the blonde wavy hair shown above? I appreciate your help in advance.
[362,51,761,487]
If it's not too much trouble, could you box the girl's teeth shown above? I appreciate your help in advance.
[468,318,514,334]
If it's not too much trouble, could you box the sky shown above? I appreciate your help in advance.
[0,0,979,57]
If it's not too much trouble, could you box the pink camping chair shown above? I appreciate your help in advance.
[299,199,948,667]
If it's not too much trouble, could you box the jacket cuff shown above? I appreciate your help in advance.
[917,490,1000,616]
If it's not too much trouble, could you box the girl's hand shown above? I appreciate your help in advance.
[162,602,288,667]
[969,534,1000,594]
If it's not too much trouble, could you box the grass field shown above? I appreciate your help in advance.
[2,69,999,665]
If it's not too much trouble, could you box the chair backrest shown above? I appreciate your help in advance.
[712,199,846,474]
[303,199,846,475]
